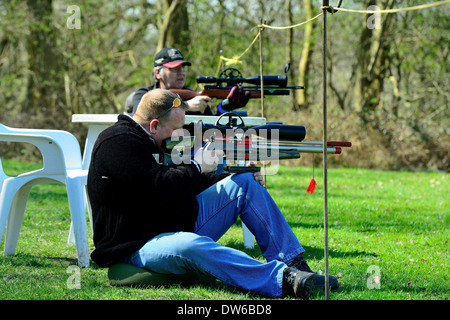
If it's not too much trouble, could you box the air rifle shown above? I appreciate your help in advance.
[162,113,351,174]
[170,66,304,102]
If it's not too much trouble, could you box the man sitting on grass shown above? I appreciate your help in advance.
[88,89,339,299]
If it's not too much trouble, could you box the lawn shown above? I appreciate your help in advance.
[0,160,448,302]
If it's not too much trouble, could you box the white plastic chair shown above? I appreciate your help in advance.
[0,123,90,267]
[242,223,254,249]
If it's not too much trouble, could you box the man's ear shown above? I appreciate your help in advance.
[149,119,160,135]
[154,67,162,80]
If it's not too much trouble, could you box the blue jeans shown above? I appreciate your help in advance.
[126,173,305,297]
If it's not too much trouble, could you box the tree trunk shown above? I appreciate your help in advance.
[285,0,297,110]
[353,0,397,121]
[156,0,189,54]
[24,0,65,127]
[297,0,316,109]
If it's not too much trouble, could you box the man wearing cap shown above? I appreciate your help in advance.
[129,47,249,115]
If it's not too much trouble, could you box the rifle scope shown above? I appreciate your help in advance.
[196,74,288,87]
[186,123,306,142]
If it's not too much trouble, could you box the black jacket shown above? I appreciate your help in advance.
[131,83,213,115]
[88,114,227,267]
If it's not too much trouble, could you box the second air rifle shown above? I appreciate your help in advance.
[170,65,304,103]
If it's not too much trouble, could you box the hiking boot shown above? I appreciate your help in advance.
[287,254,314,273]
[288,254,340,291]
[282,267,316,299]
[313,273,340,290]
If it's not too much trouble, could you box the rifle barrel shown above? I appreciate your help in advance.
[249,144,341,154]
[255,139,352,148]
[170,88,291,101]
[209,141,343,156]
[274,145,342,154]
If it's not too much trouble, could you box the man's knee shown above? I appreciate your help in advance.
[230,172,255,185]
[174,232,214,257]
[230,172,261,191]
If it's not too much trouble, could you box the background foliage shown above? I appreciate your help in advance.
[0,0,448,171]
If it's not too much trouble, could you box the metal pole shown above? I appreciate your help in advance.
[259,18,267,188]
[259,18,265,119]
[322,0,330,300]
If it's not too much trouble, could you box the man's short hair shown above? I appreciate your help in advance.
[134,89,188,123]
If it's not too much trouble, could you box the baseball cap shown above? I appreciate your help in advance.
[153,47,192,68]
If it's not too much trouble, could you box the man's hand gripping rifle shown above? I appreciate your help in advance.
[163,112,351,174]
[169,65,304,112]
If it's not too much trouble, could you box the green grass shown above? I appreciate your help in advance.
[0,160,448,300]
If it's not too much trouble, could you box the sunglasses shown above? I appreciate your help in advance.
[165,66,188,73]
[156,95,182,120]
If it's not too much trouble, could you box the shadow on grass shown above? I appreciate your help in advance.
[0,252,80,268]
[220,230,377,262]
[27,186,70,202]
[302,245,378,261]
